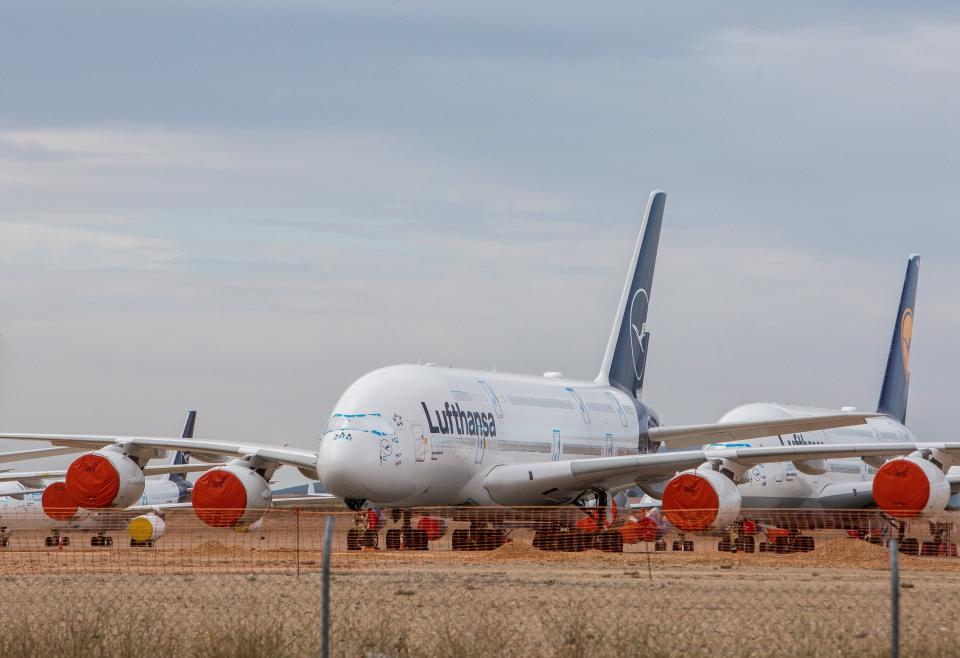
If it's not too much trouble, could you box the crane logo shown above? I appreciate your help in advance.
[901,308,913,375]
[629,288,649,380]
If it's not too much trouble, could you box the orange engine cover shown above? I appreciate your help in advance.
[42,481,79,521]
[662,469,741,532]
[417,516,448,541]
[192,463,272,528]
[872,457,950,519]
[192,470,248,527]
[66,454,120,508]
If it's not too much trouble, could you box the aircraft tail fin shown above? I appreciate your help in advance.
[167,410,195,485]
[596,190,666,398]
[877,255,920,424]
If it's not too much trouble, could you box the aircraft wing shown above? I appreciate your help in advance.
[271,494,340,507]
[0,461,227,484]
[0,434,318,471]
[483,442,960,505]
[647,412,880,449]
[0,445,85,464]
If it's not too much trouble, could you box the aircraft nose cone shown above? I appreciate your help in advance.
[318,431,415,503]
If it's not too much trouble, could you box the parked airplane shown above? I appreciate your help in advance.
[0,191,952,552]
[654,255,960,554]
[0,411,212,546]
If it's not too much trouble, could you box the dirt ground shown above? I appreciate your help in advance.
[1,538,958,657]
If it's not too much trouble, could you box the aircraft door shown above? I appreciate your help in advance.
[474,435,485,464]
[552,430,561,461]
[412,424,427,463]
[604,432,614,457]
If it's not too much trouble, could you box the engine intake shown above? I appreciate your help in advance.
[128,514,166,543]
[42,481,80,521]
[872,456,950,519]
[662,468,742,532]
[192,462,272,528]
[65,447,145,509]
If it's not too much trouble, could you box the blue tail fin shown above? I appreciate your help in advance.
[877,256,920,424]
[597,190,666,398]
[168,410,195,486]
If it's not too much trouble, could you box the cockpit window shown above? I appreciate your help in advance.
[323,413,392,437]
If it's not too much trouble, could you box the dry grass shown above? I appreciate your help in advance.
[1,553,958,658]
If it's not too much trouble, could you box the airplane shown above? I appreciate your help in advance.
[655,254,960,555]
[0,411,215,546]
[0,190,953,554]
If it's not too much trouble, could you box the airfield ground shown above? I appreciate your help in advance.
[1,538,959,657]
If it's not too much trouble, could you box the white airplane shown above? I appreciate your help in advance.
[650,254,960,554]
[0,411,213,546]
[0,190,954,553]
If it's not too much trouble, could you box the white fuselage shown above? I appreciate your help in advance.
[0,478,183,530]
[316,365,912,509]
[317,364,646,506]
[710,403,916,510]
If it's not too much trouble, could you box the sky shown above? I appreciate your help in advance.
[0,2,957,485]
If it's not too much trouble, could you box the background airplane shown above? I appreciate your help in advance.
[0,191,951,553]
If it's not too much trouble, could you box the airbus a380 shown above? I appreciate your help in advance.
[0,191,954,552]
[657,254,960,554]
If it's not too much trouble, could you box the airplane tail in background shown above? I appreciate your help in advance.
[877,255,920,424]
[167,410,196,489]
[597,190,666,398]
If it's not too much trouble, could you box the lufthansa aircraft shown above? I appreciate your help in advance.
[655,255,960,553]
[0,191,953,551]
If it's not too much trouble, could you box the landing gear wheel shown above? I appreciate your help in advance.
[533,530,556,551]
[736,536,755,553]
[452,528,470,551]
[385,528,402,550]
[654,540,667,552]
[758,542,769,553]
[899,537,919,555]
[402,528,428,550]
[597,530,624,553]
[362,529,379,549]
[683,540,694,552]
[346,528,362,551]
[718,539,732,552]
[921,541,937,556]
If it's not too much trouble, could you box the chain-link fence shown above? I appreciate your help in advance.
[0,506,958,575]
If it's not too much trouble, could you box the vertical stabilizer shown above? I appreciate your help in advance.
[877,256,920,424]
[168,410,195,488]
[597,190,666,398]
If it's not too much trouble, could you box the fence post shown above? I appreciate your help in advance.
[889,537,900,658]
[321,515,334,658]
[296,506,301,579]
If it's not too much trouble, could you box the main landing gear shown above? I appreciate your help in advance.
[922,522,958,557]
[452,522,509,551]
[91,533,114,548]
[44,530,70,547]
[757,528,815,554]
[717,521,757,553]
[875,520,958,557]
[532,502,624,553]
[671,533,694,552]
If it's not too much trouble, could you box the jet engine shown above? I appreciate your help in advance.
[128,514,166,543]
[42,481,82,522]
[872,456,950,519]
[662,468,742,532]
[65,446,145,509]
[192,462,273,528]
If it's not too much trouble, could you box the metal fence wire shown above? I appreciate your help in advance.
[0,506,957,575]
